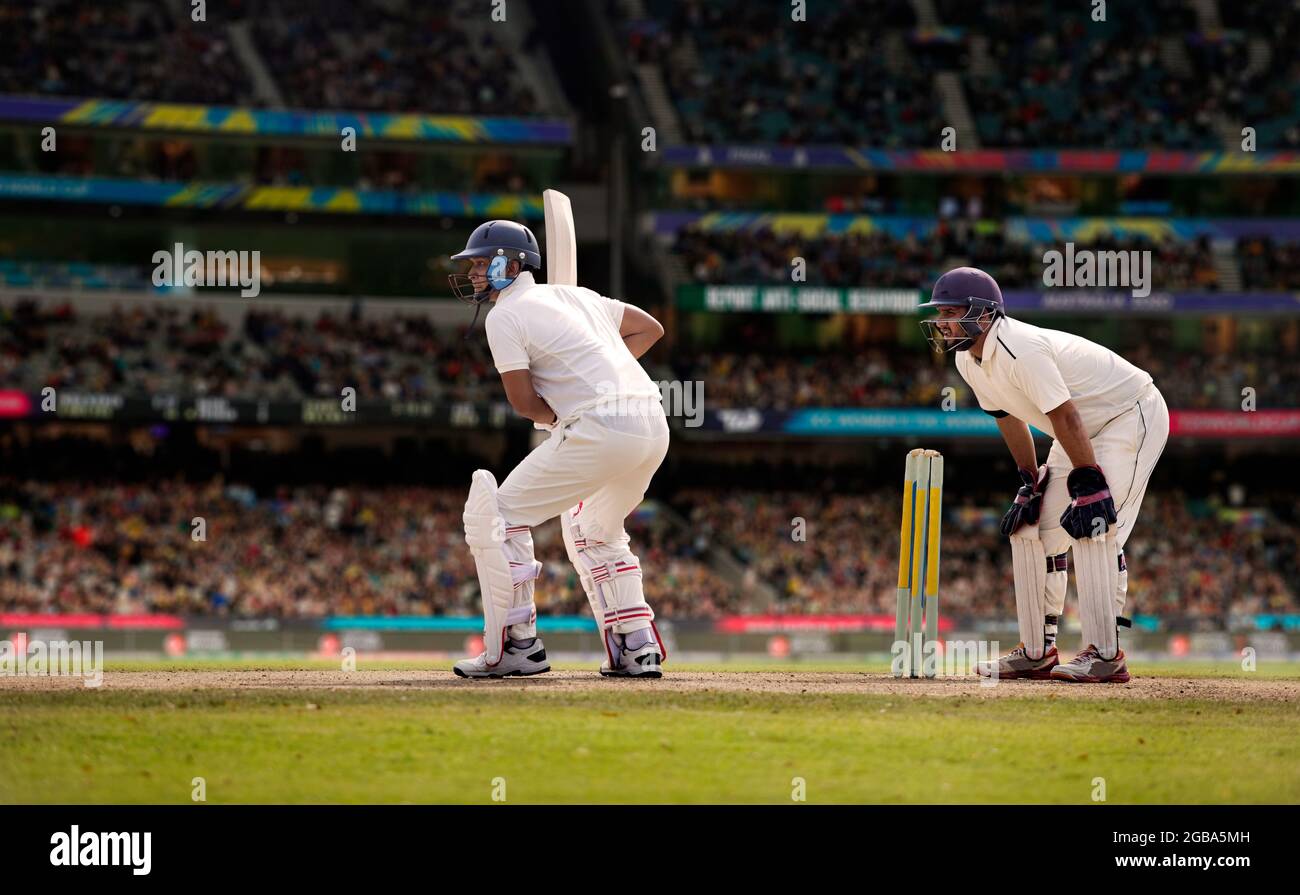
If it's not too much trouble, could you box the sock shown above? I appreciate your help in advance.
[1044,615,1058,651]
[624,628,655,650]
[509,637,537,650]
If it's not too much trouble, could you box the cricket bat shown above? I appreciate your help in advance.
[543,188,577,286]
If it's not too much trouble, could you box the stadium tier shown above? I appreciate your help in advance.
[0,0,1298,643]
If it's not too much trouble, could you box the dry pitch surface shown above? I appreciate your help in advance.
[4,667,1298,702]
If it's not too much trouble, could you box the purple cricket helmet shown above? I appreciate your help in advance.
[917,266,1005,353]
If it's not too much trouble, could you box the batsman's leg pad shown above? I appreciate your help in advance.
[464,470,538,666]
[562,502,599,604]
[501,524,542,641]
[564,502,665,665]
[1073,533,1121,659]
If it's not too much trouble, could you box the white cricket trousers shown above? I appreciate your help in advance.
[1040,381,1170,616]
[496,410,670,537]
[495,409,670,645]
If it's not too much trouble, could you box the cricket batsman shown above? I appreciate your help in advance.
[446,218,670,678]
[919,267,1169,682]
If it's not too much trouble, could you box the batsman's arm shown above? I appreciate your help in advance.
[995,415,1039,471]
[499,369,557,425]
[1045,399,1097,467]
[618,304,665,359]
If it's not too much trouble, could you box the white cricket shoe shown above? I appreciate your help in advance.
[453,638,550,679]
[600,637,663,678]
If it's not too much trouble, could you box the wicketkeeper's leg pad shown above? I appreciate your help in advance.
[1010,530,1048,659]
[1073,532,1121,660]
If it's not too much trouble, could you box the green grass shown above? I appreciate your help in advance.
[3,668,1299,804]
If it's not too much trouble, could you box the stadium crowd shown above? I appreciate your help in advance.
[957,0,1216,149]
[20,132,540,195]
[672,350,961,411]
[249,0,539,116]
[6,299,1299,410]
[1239,236,1300,291]
[1,0,541,117]
[6,0,1297,151]
[676,226,951,289]
[630,0,944,147]
[678,488,1300,621]
[0,0,254,106]
[2,477,1292,624]
[673,224,1223,292]
[0,301,498,403]
[675,348,1300,411]
[0,480,735,620]
[622,0,1300,150]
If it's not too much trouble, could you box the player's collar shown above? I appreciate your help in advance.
[496,270,535,303]
[978,315,1006,361]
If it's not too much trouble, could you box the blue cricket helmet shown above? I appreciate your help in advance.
[450,220,542,269]
[448,220,542,303]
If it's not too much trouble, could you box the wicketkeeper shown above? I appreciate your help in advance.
[447,220,670,678]
[919,267,1169,683]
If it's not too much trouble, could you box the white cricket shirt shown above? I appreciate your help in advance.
[954,315,1153,439]
[484,271,662,420]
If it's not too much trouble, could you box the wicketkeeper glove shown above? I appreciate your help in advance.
[1000,464,1050,536]
[1059,464,1118,540]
